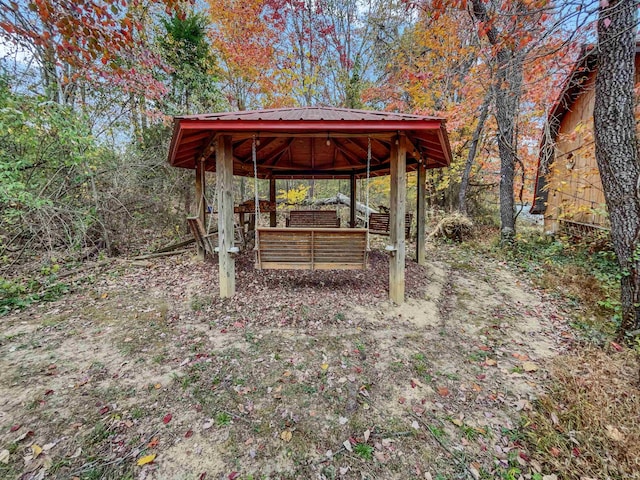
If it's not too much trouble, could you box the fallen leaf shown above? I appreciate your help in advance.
[374,450,387,463]
[154,383,162,389]
[15,430,33,442]
[320,363,329,371]
[549,447,561,457]
[148,438,159,448]
[136,454,156,466]
[471,383,482,392]
[185,430,194,438]
[343,440,353,452]
[605,425,624,442]
[31,444,43,458]
[43,441,57,451]
[451,419,463,427]
[437,386,449,397]
[9,424,20,432]
[99,406,109,415]
[228,472,240,480]
[0,450,9,464]
[280,430,292,442]
[522,362,538,372]
[411,420,420,430]
[485,359,497,366]
[364,429,371,442]
[163,414,172,424]
[202,419,214,430]
[611,341,623,352]
[398,396,406,404]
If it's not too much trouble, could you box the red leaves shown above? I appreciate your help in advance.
[163,413,172,424]
[185,429,194,438]
[437,386,450,397]
[9,424,21,432]
[99,406,110,415]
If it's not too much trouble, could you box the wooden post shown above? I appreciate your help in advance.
[217,135,235,298]
[349,173,356,228]
[389,135,406,304]
[195,159,206,259]
[269,178,277,227]
[416,162,427,265]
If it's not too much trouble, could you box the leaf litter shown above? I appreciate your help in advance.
[0,244,578,479]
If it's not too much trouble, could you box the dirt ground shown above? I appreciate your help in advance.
[0,242,573,480]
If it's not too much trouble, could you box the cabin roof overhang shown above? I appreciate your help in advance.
[167,107,452,179]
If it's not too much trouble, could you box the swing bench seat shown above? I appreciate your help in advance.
[369,213,413,239]
[256,227,368,270]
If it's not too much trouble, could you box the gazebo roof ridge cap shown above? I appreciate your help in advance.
[175,106,445,122]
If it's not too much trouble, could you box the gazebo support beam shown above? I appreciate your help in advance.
[389,135,406,303]
[269,178,277,227]
[217,135,235,298]
[195,158,206,260]
[417,162,427,265]
[349,173,356,228]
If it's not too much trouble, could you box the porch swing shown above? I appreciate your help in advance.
[253,135,371,271]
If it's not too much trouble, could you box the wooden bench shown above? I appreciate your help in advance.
[286,210,340,228]
[256,228,368,270]
[368,213,413,239]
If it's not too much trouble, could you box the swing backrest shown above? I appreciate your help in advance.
[286,210,341,228]
[368,212,413,239]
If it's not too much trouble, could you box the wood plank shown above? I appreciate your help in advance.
[389,135,406,304]
[217,135,235,298]
[417,163,427,265]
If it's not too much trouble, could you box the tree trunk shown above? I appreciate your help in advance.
[594,0,640,339]
[459,88,491,215]
[495,48,524,245]
[470,0,525,245]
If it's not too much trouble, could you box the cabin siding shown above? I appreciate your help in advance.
[542,55,640,233]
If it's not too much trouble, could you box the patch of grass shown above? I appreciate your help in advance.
[487,229,620,340]
[427,425,445,441]
[190,294,213,311]
[353,443,374,461]
[523,345,640,479]
[1,276,70,316]
[216,411,232,426]
[131,407,145,419]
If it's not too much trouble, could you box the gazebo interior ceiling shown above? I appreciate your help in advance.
[168,107,452,179]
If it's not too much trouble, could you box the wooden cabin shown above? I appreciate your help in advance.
[531,45,640,235]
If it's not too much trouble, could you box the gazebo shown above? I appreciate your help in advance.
[167,107,452,304]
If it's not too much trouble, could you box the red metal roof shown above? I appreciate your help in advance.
[176,106,442,122]
[168,107,452,179]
